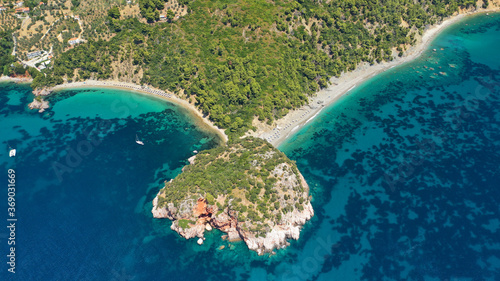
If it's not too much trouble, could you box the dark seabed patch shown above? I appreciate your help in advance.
[279,12,500,281]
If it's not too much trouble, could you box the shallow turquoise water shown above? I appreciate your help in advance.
[280,12,500,280]
[1,12,499,281]
[50,88,169,120]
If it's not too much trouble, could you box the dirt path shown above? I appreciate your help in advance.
[11,34,16,56]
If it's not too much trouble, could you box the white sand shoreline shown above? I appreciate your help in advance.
[3,8,498,149]
[248,8,500,148]
[1,75,228,143]
[1,76,230,144]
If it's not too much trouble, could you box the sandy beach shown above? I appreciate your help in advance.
[3,7,498,149]
[0,76,33,83]
[1,76,231,144]
[247,8,500,148]
[50,80,229,143]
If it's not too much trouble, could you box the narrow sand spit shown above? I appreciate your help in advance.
[247,9,499,147]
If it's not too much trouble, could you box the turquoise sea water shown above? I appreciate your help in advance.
[1,12,500,281]
[280,13,500,280]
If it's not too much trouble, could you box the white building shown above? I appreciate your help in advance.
[68,38,80,45]
[27,50,43,60]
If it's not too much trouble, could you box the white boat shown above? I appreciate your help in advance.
[135,134,144,145]
[9,149,16,157]
[193,150,198,154]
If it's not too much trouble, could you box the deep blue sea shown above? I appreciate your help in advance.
[1,12,500,281]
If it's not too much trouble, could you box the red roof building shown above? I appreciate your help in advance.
[15,7,30,13]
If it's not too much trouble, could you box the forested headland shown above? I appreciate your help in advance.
[30,0,484,138]
[152,136,314,254]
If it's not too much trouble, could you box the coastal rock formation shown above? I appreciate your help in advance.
[151,137,314,255]
[33,87,52,96]
[28,97,49,113]
[29,87,52,113]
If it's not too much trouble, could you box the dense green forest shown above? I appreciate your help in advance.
[0,31,16,76]
[138,0,186,22]
[31,0,482,137]
[138,0,164,22]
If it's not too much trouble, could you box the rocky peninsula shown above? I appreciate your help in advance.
[152,137,313,255]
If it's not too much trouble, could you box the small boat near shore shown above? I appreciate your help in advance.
[135,134,144,145]
[9,149,16,157]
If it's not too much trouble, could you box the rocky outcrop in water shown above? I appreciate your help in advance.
[151,137,314,255]
[28,97,49,113]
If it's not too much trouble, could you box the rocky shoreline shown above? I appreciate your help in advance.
[151,143,314,255]
[33,87,53,96]
[152,195,313,255]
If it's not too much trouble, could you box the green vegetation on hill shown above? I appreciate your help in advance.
[138,0,163,22]
[0,31,16,75]
[107,7,121,19]
[156,137,306,226]
[138,0,187,22]
[31,0,481,138]
[0,31,42,79]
